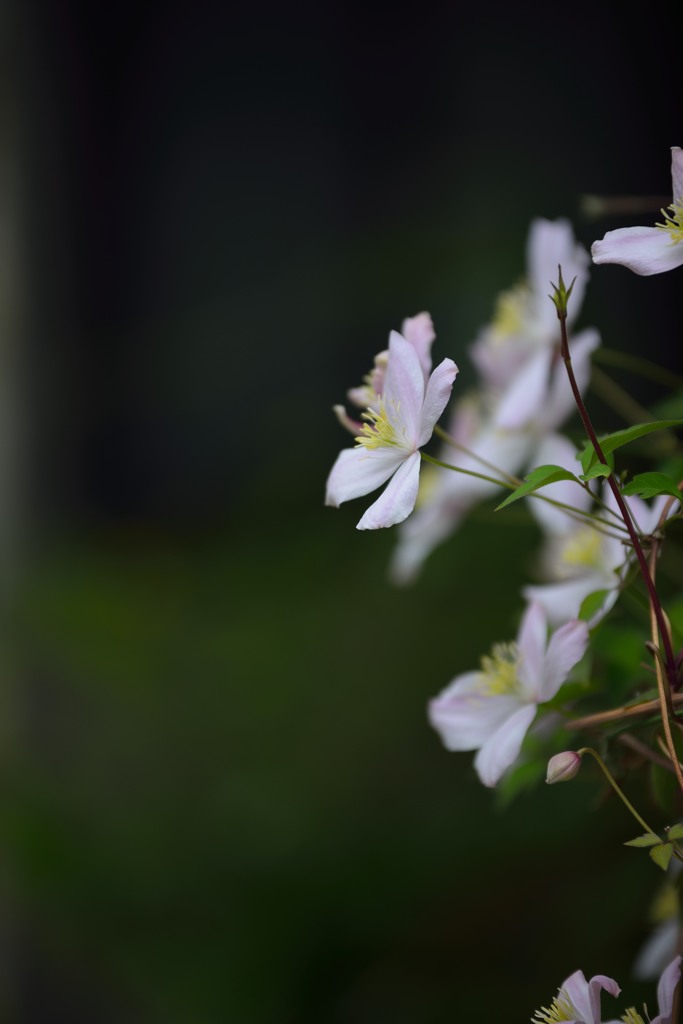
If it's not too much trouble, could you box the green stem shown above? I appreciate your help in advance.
[557,307,678,694]
[420,452,629,539]
[579,747,659,838]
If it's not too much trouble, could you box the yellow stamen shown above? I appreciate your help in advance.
[656,198,683,243]
[621,1008,645,1024]
[492,281,529,337]
[531,989,576,1023]
[355,397,402,451]
[480,642,520,696]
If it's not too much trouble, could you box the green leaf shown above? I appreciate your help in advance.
[622,473,682,501]
[579,420,683,472]
[667,824,683,840]
[578,590,610,622]
[624,833,662,848]
[650,842,674,871]
[495,465,579,511]
[579,462,613,482]
[579,446,614,476]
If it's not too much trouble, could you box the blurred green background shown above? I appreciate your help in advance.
[0,1,682,1020]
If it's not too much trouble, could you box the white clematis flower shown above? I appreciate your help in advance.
[532,969,621,1024]
[325,330,458,530]
[428,601,588,787]
[592,147,683,275]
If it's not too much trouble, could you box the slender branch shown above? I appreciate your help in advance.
[556,305,678,695]
[424,445,628,540]
[617,732,675,772]
[566,692,683,731]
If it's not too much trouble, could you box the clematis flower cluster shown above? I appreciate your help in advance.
[389,218,599,584]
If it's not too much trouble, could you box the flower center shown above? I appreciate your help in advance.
[480,642,520,696]
[355,398,404,451]
[560,526,603,571]
[531,989,577,1023]
[621,1008,645,1024]
[656,198,683,243]
[492,282,529,337]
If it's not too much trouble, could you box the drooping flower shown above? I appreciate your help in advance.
[532,970,620,1024]
[607,957,681,1024]
[428,601,589,787]
[592,147,683,275]
[325,330,458,530]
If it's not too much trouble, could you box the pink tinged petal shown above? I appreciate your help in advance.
[325,446,404,507]
[592,226,683,276]
[401,311,435,379]
[333,404,363,436]
[383,331,425,442]
[429,673,522,750]
[516,601,548,699]
[672,147,683,207]
[356,450,421,530]
[473,703,537,787]
[417,357,458,447]
[539,619,589,702]
[494,347,553,430]
[652,956,681,1024]
[562,971,621,1024]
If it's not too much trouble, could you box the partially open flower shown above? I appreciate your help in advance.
[592,147,683,275]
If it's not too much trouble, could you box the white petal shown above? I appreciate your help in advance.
[383,331,425,442]
[494,347,553,430]
[356,451,420,529]
[592,226,683,276]
[516,601,548,699]
[417,357,458,447]
[541,328,601,431]
[325,447,403,507]
[634,921,678,981]
[429,673,522,751]
[672,147,683,207]
[523,576,612,628]
[540,619,589,702]
[527,218,589,333]
[473,704,537,787]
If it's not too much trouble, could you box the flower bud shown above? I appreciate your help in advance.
[546,751,582,784]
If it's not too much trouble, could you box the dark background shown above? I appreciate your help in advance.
[0,0,681,1020]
